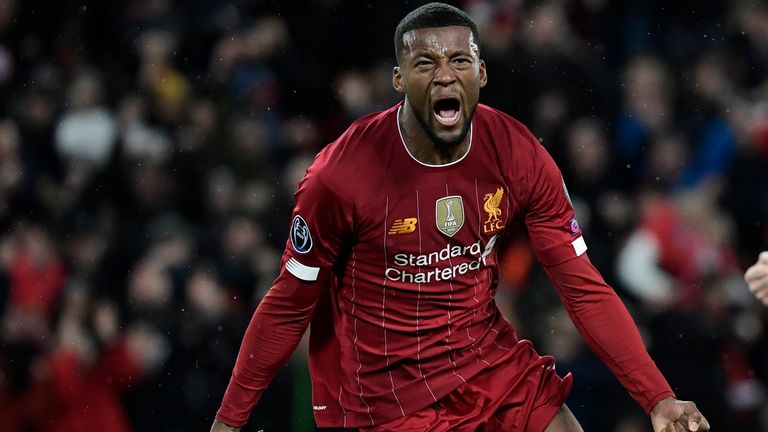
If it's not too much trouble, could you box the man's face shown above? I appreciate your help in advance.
[393,26,487,148]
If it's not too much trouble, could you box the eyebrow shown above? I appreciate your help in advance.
[409,48,472,58]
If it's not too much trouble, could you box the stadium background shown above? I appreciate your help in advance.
[0,0,767,430]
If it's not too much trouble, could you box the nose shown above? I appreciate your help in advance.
[433,59,456,86]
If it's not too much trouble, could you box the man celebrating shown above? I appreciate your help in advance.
[212,3,709,431]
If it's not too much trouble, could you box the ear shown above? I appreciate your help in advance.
[392,66,406,94]
[479,59,488,88]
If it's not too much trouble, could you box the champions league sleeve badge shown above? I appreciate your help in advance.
[290,215,313,253]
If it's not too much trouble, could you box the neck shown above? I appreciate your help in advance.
[398,100,471,165]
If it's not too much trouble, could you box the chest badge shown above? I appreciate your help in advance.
[436,195,464,237]
[483,187,506,234]
[389,218,418,235]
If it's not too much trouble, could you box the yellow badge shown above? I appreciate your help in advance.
[483,187,505,234]
[435,195,464,237]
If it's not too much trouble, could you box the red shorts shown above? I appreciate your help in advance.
[360,340,573,432]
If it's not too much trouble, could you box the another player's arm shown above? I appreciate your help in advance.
[745,251,768,306]
[212,163,352,430]
[522,135,709,432]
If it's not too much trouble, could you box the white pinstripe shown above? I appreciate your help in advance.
[490,327,511,350]
[415,189,438,401]
[338,385,346,427]
[381,197,405,416]
[444,184,466,383]
[462,179,484,360]
[350,249,374,425]
[476,179,512,351]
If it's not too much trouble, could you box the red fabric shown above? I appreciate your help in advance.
[722,343,754,383]
[42,342,140,432]
[0,379,48,432]
[216,103,674,427]
[9,252,66,315]
[641,200,739,308]
[754,120,768,157]
[360,340,572,432]
[216,267,327,427]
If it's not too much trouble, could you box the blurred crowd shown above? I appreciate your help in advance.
[0,0,766,431]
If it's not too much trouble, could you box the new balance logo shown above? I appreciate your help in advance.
[388,218,418,235]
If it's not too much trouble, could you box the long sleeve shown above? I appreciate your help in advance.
[216,150,354,427]
[215,266,328,426]
[520,133,674,414]
[544,253,674,414]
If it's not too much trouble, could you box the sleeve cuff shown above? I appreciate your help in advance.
[643,390,676,415]
[215,410,247,428]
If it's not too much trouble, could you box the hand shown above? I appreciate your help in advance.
[650,397,710,432]
[745,251,768,306]
[210,419,241,432]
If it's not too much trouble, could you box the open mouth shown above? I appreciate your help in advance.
[433,98,461,126]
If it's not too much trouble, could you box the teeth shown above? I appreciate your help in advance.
[436,111,460,124]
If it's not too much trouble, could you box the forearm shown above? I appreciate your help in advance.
[216,270,326,426]
[545,254,674,414]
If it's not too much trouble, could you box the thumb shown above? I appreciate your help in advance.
[686,409,706,431]
[683,403,702,432]
[759,251,768,264]
[697,415,711,431]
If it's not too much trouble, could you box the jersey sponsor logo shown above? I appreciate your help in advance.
[569,216,581,236]
[385,234,498,283]
[290,215,312,253]
[435,195,464,237]
[483,187,505,234]
[388,217,418,235]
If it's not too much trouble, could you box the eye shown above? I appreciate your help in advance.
[415,60,433,69]
[453,57,472,65]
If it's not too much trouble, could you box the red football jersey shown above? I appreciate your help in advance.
[216,102,674,428]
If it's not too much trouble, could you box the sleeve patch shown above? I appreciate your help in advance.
[571,236,587,256]
[290,215,313,254]
[286,257,320,281]
[569,217,581,235]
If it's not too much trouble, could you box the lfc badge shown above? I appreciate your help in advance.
[483,187,505,234]
[435,195,464,237]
